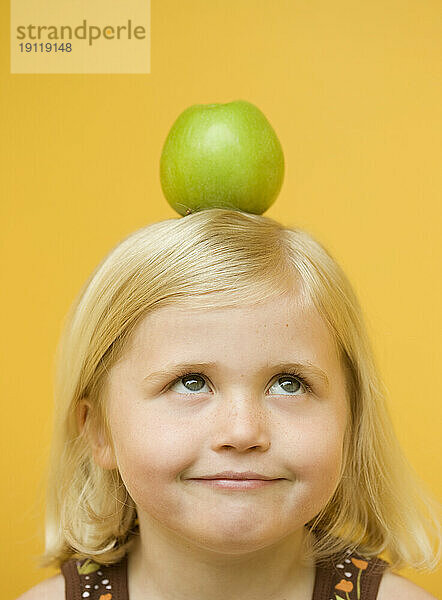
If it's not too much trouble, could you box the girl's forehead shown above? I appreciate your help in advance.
[137,294,316,331]
[125,294,332,358]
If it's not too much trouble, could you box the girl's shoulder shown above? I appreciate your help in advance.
[318,543,437,600]
[15,555,125,600]
[377,571,438,600]
[14,573,65,600]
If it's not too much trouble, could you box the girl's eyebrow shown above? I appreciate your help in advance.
[143,361,330,389]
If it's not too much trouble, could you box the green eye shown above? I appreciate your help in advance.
[169,373,208,394]
[167,371,311,396]
[268,375,306,395]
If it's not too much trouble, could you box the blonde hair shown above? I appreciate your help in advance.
[39,208,440,572]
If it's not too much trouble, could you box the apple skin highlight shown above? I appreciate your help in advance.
[160,100,285,216]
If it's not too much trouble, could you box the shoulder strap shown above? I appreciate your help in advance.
[60,554,129,600]
[312,548,389,600]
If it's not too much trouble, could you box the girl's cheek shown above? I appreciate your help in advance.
[285,418,345,476]
[113,414,199,478]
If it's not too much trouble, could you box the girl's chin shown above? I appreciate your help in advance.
[185,535,288,555]
[175,520,303,555]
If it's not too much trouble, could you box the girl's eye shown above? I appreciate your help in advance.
[168,374,210,394]
[167,372,310,396]
[268,375,307,395]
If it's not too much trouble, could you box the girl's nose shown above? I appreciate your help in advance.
[210,395,271,453]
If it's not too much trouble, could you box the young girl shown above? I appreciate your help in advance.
[18,208,440,600]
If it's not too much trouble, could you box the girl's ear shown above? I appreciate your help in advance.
[77,398,118,470]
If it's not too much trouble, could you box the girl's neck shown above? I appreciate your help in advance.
[127,521,316,600]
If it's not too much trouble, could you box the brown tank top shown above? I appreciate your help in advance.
[61,547,389,600]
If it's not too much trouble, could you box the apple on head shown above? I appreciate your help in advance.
[160,100,284,216]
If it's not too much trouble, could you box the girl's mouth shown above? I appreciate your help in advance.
[187,478,282,490]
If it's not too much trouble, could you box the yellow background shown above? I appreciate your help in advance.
[1,0,441,597]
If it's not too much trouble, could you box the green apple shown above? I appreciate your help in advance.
[159,100,284,216]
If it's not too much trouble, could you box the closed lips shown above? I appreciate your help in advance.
[190,471,283,480]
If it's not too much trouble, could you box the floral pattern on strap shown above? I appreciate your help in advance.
[75,558,114,599]
[332,548,383,600]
